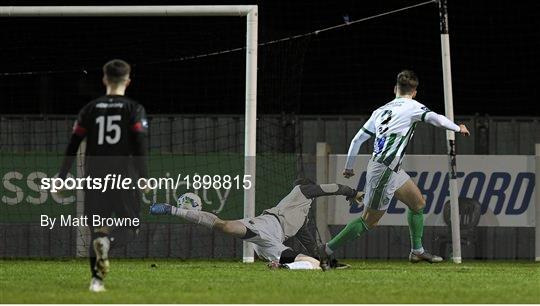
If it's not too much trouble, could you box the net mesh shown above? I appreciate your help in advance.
[0,16,308,258]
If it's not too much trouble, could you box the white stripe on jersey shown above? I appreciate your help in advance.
[368,98,429,171]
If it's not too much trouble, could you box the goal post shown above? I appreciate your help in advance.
[0,5,258,263]
[437,0,462,264]
[243,6,258,264]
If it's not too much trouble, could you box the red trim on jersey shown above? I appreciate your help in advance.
[131,121,144,133]
[72,122,87,137]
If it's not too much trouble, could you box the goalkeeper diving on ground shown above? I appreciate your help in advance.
[150,178,364,270]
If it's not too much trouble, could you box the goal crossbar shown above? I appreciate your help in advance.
[0,6,257,17]
[0,5,258,263]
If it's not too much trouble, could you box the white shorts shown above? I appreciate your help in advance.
[238,214,289,261]
[364,159,410,211]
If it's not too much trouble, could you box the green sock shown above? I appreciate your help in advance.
[407,208,424,250]
[327,217,369,251]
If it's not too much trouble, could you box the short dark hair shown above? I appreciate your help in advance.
[396,70,419,95]
[103,59,131,84]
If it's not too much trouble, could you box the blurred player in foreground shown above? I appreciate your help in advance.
[320,70,470,264]
[58,59,148,292]
[150,179,364,270]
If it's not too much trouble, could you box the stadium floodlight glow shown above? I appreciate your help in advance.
[0,5,258,263]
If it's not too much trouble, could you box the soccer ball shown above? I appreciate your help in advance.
[177,192,202,211]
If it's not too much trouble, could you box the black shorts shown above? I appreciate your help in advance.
[84,189,141,229]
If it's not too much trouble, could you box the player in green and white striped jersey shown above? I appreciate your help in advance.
[320,70,470,264]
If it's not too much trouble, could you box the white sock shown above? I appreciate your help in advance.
[283,261,319,270]
[325,243,334,255]
[170,206,217,229]
[412,247,425,255]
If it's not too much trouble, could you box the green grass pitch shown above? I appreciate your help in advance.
[1,259,538,303]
